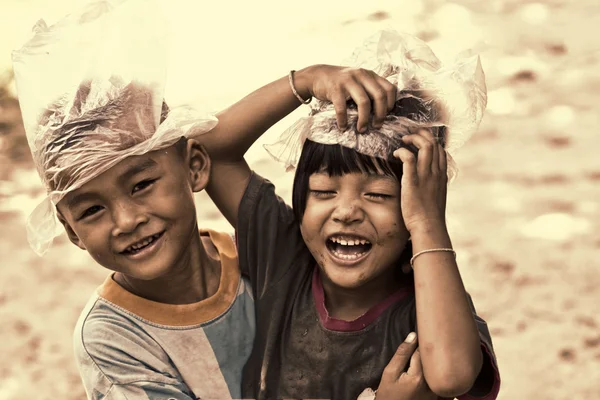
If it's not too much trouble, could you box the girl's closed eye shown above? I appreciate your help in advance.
[365,192,393,200]
[309,189,336,198]
[78,205,104,220]
[132,179,158,194]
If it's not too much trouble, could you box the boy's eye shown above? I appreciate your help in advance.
[132,179,157,194]
[79,205,103,220]
[309,190,336,198]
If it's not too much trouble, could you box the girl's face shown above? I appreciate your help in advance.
[300,171,410,290]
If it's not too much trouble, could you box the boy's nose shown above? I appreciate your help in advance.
[111,203,148,236]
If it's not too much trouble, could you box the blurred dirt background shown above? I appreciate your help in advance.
[1,0,599,399]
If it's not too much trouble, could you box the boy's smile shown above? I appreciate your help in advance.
[119,230,165,259]
[301,172,410,294]
[56,141,212,287]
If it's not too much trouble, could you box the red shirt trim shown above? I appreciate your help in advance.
[311,267,412,332]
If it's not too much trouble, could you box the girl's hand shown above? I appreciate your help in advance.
[392,129,448,234]
[296,65,397,132]
[375,333,438,400]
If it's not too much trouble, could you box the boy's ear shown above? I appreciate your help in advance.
[186,139,211,192]
[56,209,86,250]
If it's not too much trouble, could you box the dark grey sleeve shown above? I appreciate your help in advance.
[236,172,306,299]
[405,291,501,399]
[458,294,501,400]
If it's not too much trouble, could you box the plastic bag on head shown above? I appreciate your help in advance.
[265,30,487,174]
[12,0,218,256]
[14,0,168,149]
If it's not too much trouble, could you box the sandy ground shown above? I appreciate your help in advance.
[1,0,600,399]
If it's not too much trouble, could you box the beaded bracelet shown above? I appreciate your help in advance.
[288,70,312,104]
[410,248,456,268]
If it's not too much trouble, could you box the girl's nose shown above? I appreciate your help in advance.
[331,198,364,225]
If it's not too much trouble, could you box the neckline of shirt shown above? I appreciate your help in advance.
[311,266,412,332]
[97,229,241,327]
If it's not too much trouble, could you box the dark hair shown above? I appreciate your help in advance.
[291,87,449,220]
[291,140,401,220]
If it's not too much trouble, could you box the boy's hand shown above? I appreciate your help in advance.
[295,65,397,132]
[392,129,448,235]
[375,333,437,400]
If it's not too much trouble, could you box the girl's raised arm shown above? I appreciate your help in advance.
[200,65,396,227]
[394,129,484,398]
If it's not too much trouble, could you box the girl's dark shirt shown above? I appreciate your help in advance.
[238,173,500,400]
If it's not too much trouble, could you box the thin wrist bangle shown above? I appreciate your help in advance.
[288,70,312,104]
[410,248,456,268]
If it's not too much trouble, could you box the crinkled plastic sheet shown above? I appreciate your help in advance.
[12,0,218,256]
[265,30,487,174]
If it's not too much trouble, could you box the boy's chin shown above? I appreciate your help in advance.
[108,255,173,281]
[120,267,170,281]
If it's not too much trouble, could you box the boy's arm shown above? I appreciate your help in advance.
[202,65,396,227]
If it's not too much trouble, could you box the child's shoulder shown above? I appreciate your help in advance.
[73,287,155,362]
[73,288,183,390]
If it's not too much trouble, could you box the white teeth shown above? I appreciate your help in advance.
[331,249,366,260]
[329,236,371,246]
[126,234,159,253]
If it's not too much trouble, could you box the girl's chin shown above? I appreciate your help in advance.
[322,267,374,290]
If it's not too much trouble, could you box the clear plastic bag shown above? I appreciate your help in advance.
[265,30,487,173]
[12,0,218,255]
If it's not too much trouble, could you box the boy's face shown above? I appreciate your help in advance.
[57,140,209,280]
[300,171,409,291]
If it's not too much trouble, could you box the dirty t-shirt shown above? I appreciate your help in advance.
[238,173,501,400]
[73,230,255,400]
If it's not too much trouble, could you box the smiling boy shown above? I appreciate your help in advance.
[60,142,217,288]
[59,108,256,398]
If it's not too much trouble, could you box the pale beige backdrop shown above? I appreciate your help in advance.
[0,0,599,399]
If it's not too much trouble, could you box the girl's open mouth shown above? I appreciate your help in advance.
[325,235,372,264]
